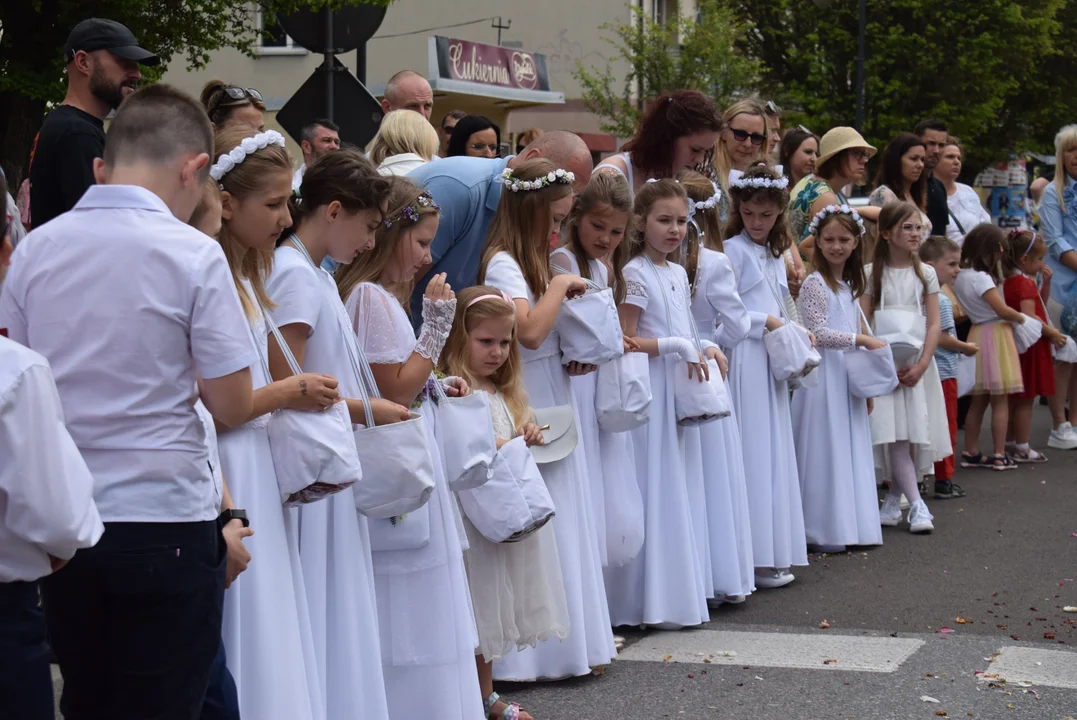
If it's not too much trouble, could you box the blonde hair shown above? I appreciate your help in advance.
[1054,124,1077,215]
[366,109,440,166]
[335,177,439,305]
[713,99,769,194]
[563,172,633,303]
[478,157,573,298]
[188,178,222,236]
[215,125,293,316]
[516,127,544,148]
[439,286,532,428]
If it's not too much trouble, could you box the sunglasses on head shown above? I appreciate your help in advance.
[209,86,263,116]
[765,100,782,115]
[730,128,767,146]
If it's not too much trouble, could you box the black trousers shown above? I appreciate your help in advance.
[0,581,54,720]
[42,521,225,720]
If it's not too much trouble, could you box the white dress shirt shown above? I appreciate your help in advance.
[0,185,257,523]
[0,336,103,582]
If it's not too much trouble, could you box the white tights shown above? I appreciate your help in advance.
[887,441,921,504]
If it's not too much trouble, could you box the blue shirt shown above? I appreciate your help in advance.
[406,155,512,321]
[934,292,958,381]
[1041,175,1077,307]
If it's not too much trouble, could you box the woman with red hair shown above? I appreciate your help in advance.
[595,90,723,196]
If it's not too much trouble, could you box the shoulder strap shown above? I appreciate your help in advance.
[948,209,966,235]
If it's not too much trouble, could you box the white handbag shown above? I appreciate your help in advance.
[429,377,497,491]
[645,255,731,426]
[595,350,652,432]
[1013,314,1043,354]
[457,436,556,543]
[1054,336,1077,363]
[839,300,899,399]
[528,404,579,464]
[552,266,625,366]
[956,353,977,397]
[288,230,438,521]
[752,249,821,382]
[872,278,925,369]
[259,308,361,507]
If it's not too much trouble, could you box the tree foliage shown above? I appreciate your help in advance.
[0,0,390,185]
[724,0,1072,175]
[573,1,760,138]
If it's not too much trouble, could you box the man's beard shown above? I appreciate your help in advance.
[89,63,135,111]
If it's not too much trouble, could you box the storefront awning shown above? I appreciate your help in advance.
[425,36,563,108]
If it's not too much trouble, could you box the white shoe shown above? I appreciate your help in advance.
[754,568,795,589]
[1048,423,1077,450]
[907,499,934,533]
[880,494,902,526]
[899,493,910,511]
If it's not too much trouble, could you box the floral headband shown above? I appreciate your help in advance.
[383,192,440,230]
[807,204,866,238]
[687,185,722,238]
[209,130,287,186]
[500,167,574,192]
[466,290,515,311]
[730,175,789,190]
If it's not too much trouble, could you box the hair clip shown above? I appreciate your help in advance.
[383,192,440,230]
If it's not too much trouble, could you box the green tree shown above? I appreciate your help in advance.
[724,0,1068,175]
[0,0,389,187]
[573,0,760,138]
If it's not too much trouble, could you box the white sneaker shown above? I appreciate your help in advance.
[880,494,902,526]
[1048,423,1077,450]
[907,499,934,534]
[754,568,795,589]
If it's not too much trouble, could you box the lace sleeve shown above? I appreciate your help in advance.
[797,274,856,350]
[346,283,413,364]
[622,262,649,310]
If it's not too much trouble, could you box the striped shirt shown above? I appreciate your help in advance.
[935,292,958,380]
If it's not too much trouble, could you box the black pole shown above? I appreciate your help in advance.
[854,0,866,131]
[356,42,367,85]
[324,6,334,121]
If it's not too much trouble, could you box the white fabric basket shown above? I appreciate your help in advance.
[595,351,652,432]
[457,436,555,543]
[431,378,497,491]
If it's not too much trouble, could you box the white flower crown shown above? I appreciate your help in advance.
[687,188,722,218]
[807,204,867,238]
[730,175,789,190]
[209,130,287,184]
[500,167,574,192]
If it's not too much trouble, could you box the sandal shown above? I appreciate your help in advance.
[989,454,1017,471]
[485,692,530,720]
[1012,447,1048,463]
[960,451,991,468]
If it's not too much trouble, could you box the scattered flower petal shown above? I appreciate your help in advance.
[921,695,940,703]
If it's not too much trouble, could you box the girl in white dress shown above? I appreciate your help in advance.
[721,165,809,589]
[211,127,348,720]
[265,149,408,720]
[479,158,618,680]
[550,172,641,570]
[861,201,950,534]
[678,171,756,603]
[439,285,571,720]
[606,178,718,629]
[334,179,484,720]
[792,206,884,551]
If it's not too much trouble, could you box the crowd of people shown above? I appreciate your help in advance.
[5,16,1077,720]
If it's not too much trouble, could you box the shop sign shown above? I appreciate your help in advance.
[434,36,551,92]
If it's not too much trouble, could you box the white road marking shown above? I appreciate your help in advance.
[988,646,1077,689]
[617,629,924,673]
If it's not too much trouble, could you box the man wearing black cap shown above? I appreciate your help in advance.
[28,18,158,228]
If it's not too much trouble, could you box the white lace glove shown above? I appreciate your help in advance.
[657,337,699,362]
[415,297,456,363]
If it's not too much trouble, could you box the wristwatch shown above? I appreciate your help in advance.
[218,508,249,529]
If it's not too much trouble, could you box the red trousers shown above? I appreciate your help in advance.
[934,378,958,481]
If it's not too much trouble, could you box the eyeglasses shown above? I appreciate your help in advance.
[730,128,767,146]
[851,150,873,162]
[901,223,924,235]
[469,143,499,153]
[208,86,263,117]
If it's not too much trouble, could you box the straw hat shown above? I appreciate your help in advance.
[816,127,876,167]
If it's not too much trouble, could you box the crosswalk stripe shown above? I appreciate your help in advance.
[617,629,924,673]
[987,646,1077,690]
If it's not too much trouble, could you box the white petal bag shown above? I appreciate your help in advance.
[839,298,899,399]
[751,250,821,382]
[644,255,731,426]
[1013,314,1043,354]
[430,375,498,491]
[871,276,925,370]
[552,265,625,366]
[595,350,652,432]
[457,435,556,544]
[259,306,361,507]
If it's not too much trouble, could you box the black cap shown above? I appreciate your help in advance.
[63,18,159,66]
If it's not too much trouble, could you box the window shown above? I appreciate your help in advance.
[256,11,307,55]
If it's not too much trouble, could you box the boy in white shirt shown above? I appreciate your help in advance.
[0,84,256,720]
[0,169,103,720]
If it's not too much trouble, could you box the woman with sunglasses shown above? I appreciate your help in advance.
[790,127,880,261]
[446,115,501,159]
[200,80,266,131]
[595,89,723,197]
[714,100,769,191]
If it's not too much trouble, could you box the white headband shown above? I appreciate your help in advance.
[730,175,789,190]
[209,130,287,184]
